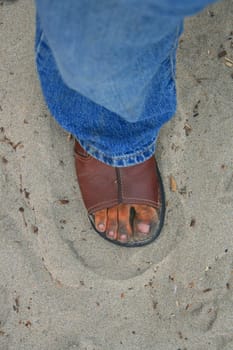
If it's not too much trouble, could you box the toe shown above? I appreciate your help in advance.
[94,209,107,232]
[133,205,158,240]
[106,206,118,240]
[117,204,132,243]
[137,222,150,234]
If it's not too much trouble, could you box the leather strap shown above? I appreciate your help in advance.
[74,141,161,215]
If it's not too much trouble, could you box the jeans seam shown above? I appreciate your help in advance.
[35,30,45,57]
[170,24,181,81]
[84,139,156,160]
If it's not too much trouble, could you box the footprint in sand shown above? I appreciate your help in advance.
[32,122,187,284]
[59,192,186,281]
[183,254,233,335]
[187,301,218,332]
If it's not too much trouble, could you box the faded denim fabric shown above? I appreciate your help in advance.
[35,0,218,166]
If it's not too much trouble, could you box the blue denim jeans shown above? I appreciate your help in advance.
[35,0,218,166]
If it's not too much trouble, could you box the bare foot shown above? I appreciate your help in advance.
[94,204,158,243]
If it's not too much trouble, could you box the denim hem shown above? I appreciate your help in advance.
[78,138,157,167]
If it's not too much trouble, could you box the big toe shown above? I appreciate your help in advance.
[133,205,158,240]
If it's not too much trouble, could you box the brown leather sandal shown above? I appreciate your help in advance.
[74,140,165,247]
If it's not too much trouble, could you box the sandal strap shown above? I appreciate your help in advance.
[74,141,161,215]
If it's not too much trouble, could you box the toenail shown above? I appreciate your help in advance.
[120,234,127,242]
[137,223,150,234]
[108,231,115,238]
[98,224,105,232]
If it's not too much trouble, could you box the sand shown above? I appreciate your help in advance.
[0,0,233,349]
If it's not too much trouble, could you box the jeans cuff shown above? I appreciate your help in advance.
[78,139,157,167]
